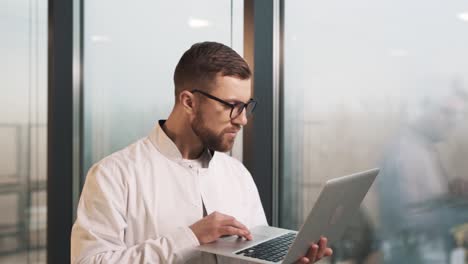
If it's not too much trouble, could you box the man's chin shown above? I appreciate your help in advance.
[216,145,233,153]
[213,141,235,153]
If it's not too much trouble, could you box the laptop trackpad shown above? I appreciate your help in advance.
[216,233,270,251]
[197,226,292,255]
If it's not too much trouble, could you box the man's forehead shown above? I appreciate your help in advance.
[212,76,252,100]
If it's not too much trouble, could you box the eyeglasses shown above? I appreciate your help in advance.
[191,89,257,120]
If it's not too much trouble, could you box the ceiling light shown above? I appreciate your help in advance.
[458,12,468,22]
[91,35,111,43]
[188,18,211,28]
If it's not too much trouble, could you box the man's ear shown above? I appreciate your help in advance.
[179,90,196,114]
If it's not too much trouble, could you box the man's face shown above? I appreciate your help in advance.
[191,75,252,152]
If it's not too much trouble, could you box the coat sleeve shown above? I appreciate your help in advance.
[70,163,200,264]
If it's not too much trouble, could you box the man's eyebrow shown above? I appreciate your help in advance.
[224,97,252,104]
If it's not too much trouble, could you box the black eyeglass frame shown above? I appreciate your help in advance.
[191,89,257,119]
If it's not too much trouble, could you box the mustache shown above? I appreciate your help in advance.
[224,126,242,134]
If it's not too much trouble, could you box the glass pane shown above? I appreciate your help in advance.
[0,0,48,263]
[83,0,243,172]
[281,1,468,263]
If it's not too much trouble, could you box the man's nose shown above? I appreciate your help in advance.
[232,108,248,126]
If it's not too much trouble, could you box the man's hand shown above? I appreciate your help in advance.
[189,211,253,244]
[296,236,333,263]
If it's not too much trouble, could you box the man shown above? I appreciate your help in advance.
[71,41,332,263]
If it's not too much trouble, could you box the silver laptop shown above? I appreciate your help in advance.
[197,168,379,264]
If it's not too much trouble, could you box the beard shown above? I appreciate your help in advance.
[191,112,236,152]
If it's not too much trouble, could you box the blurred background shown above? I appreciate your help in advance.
[1,0,467,263]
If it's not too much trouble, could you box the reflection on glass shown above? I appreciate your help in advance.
[378,86,468,263]
[83,0,241,173]
[0,0,47,263]
[282,1,468,263]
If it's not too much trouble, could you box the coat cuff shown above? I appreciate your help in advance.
[168,226,201,261]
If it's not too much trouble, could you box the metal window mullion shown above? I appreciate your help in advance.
[72,0,83,221]
[271,0,281,227]
[47,0,76,262]
[243,0,276,225]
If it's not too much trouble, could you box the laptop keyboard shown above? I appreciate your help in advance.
[235,232,296,263]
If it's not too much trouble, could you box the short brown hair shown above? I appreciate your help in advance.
[173,41,251,97]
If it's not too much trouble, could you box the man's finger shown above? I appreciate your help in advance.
[221,219,250,233]
[296,256,310,264]
[316,236,327,259]
[219,226,252,240]
[307,244,319,262]
[220,218,252,240]
[324,248,333,257]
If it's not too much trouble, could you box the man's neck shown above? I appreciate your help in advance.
[163,110,205,159]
